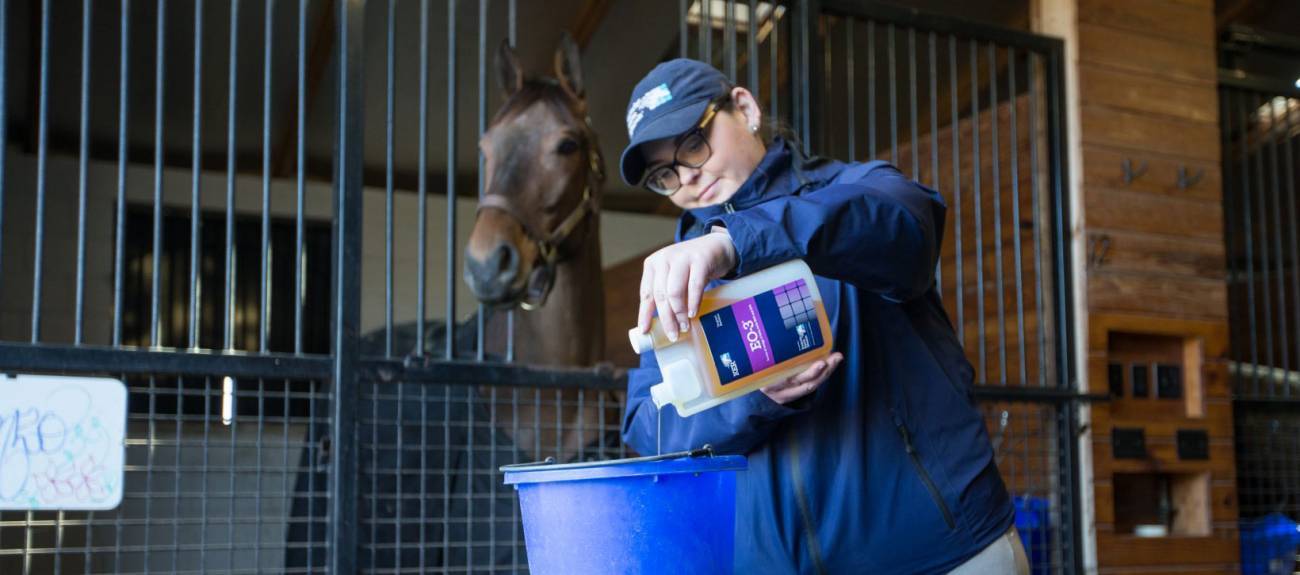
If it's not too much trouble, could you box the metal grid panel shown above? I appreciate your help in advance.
[983,400,1068,575]
[1221,76,1300,574]
[1235,405,1300,518]
[1234,406,1300,572]
[350,381,625,574]
[0,0,349,572]
[0,375,331,574]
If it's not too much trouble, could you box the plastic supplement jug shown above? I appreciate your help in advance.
[629,259,834,417]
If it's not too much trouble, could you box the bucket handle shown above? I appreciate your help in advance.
[499,444,715,473]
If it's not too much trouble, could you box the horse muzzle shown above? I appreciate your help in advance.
[464,243,556,310]
[464,243,522,304]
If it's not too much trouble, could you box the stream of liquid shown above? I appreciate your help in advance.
[656,406,662,456]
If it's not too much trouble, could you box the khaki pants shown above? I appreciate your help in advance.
[947,526,1031,574]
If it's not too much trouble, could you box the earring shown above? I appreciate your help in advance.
[749,124,759,133]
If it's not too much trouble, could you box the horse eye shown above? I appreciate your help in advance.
[556,138,580,155]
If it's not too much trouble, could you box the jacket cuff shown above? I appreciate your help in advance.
[704,212,785,278]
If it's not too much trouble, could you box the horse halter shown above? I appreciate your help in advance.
[474,116,605,310]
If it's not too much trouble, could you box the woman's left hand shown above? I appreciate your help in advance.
[638,228,737,340]
[762,352,844,404]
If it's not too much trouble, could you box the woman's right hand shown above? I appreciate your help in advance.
[761,352,843,404]
[637,228,737,340]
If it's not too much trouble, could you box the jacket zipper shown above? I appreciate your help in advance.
[892,412,957,530]
[723,201,736,214]
[787,438,828,575]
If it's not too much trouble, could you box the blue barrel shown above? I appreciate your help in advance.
[1240,513,1300,575]
[502,453,747,575]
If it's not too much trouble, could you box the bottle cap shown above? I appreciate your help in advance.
[628,328,656,354]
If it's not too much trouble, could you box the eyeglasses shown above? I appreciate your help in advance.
[642,98,726,196]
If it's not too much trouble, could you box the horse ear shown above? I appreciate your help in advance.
[496,40,524,99]
[554,31,584,101]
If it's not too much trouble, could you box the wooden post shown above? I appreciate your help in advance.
[1035,0,1238,572]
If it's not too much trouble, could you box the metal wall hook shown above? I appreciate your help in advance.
[1177,165,1205,190]
[1121,159,1148,185]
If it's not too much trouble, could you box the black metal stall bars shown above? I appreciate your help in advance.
[1219,28,1300,573]
[0,1,1079,573]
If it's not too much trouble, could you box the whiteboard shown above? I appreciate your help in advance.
[0,375,127,510]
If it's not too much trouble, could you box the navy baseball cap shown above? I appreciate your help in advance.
[619,59,732,186]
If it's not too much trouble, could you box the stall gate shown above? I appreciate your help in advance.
[0,1,1079,573]
[1220,26,1300,575]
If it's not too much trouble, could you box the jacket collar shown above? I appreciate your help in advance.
[676,137,843,240]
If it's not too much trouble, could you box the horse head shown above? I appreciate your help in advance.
[465,33,605,311]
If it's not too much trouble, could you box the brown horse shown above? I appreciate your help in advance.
[288,35,619,572]
[464,33,617,461]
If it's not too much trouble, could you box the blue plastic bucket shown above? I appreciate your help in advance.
[1240,513,1300,575]
[502,451,747,575]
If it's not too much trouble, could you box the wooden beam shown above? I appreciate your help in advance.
[570,0,614,50]
[1215,0,1260,32]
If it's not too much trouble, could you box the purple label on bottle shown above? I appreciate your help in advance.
[731,297,775,372]
[700,279,825,386]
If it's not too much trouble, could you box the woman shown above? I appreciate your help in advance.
[619,59,1030,574]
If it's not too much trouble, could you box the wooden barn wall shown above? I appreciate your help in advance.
[1073,0,1239,572]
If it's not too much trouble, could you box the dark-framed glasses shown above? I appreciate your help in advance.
[642,98,727,196]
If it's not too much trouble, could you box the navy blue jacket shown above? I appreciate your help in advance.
[621,139,1014,574]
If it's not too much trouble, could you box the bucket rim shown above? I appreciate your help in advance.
[500,446,746,485]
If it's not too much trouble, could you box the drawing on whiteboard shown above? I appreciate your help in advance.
[0,375,126,510]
